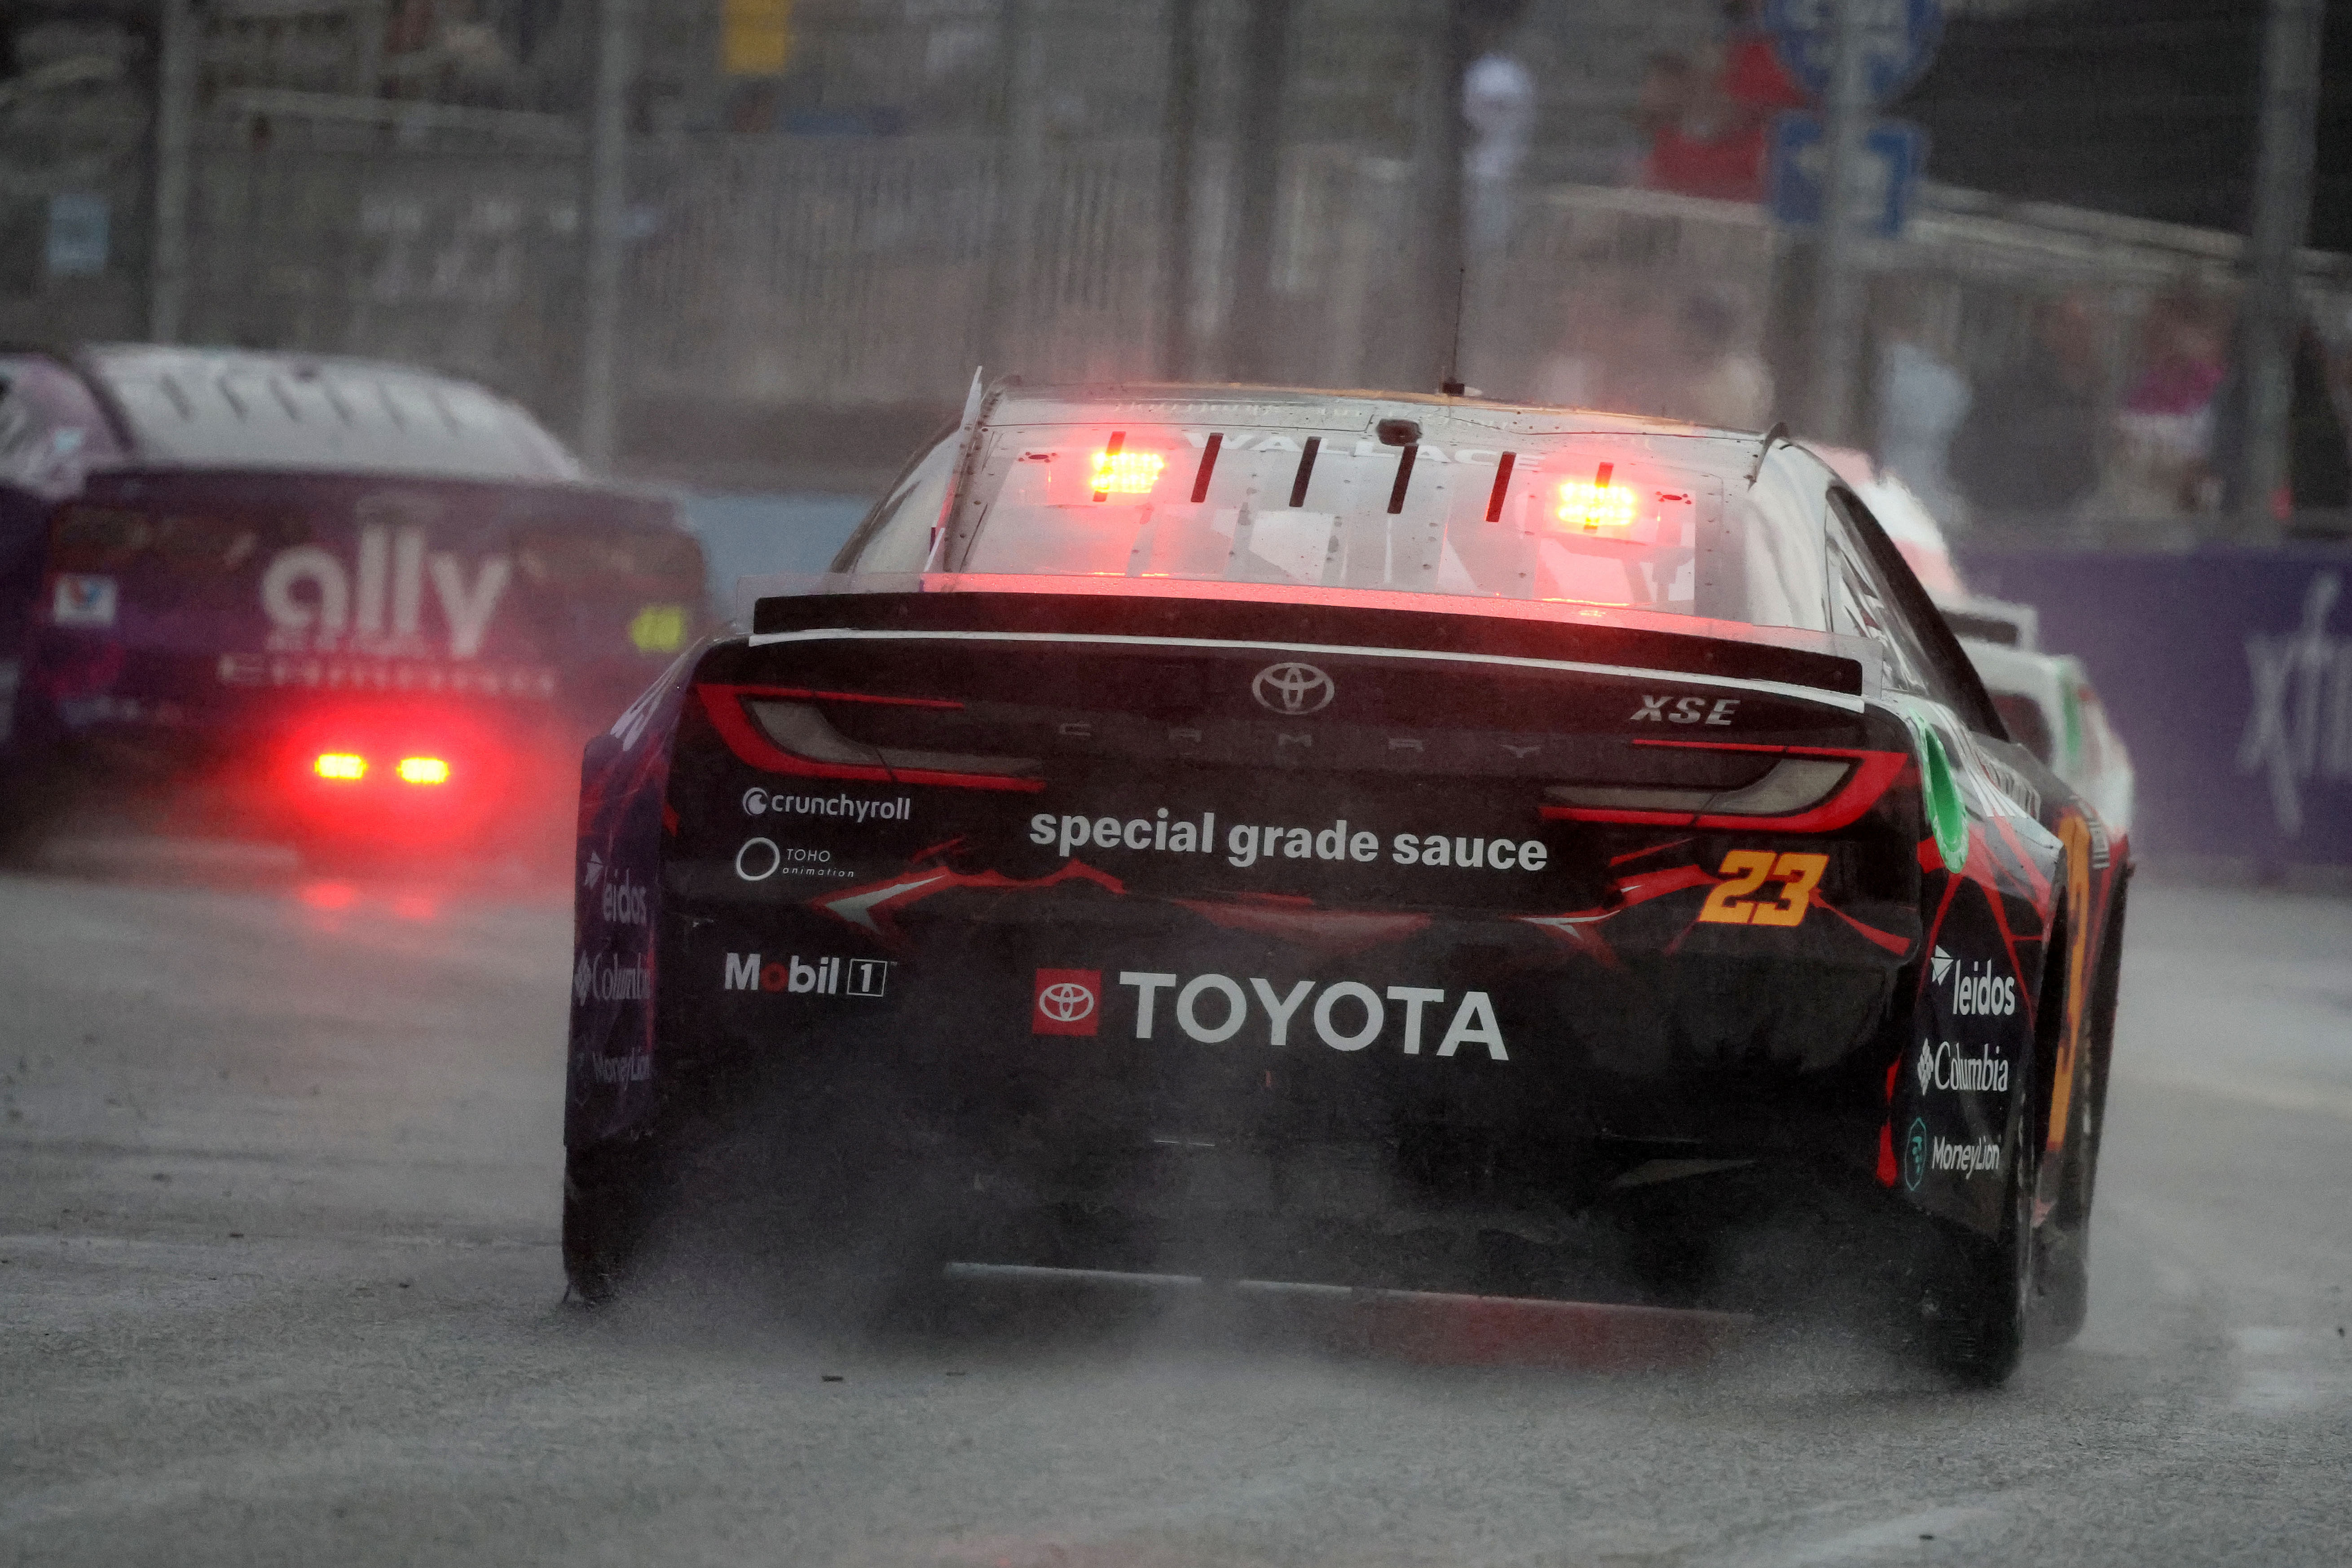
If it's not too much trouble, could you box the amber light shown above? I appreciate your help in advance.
[396,757,451,785]
[1555,475,1638,533]
[1090,449,1164,496]
[314,753,367,780]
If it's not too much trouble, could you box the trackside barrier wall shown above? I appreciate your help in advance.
[1960,545,2352,868]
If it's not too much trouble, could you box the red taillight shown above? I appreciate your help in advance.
[1540,741,1909,833]
[696,683,1044,793]
[397,757,450,785]
[314,753,367,781]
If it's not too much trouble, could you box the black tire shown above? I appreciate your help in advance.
[1920,903,2070,1385]
[1923,1107,2035,1385]
[562,1137,671,1304]
[2034,880,2127,1346]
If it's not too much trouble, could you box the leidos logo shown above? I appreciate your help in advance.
[723,952,889,998]
[1916,1038,2011,1095]
[599,868,648,927]
[1944,950,2017,1017]
[582,850,605,888]
[260,511,511,659]
[1033,969,1101,1035]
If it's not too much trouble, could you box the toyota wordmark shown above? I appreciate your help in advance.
[562,383,2129,1384]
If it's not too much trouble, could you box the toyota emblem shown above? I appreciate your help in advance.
[1038,982,1097,1023]
[1252,661,1335,714]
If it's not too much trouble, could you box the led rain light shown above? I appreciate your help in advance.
[314,753,367,780]
[1090,449,1164,496]
[396,757,451,785]
[1555,466,1638,533]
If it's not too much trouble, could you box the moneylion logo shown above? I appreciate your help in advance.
[1252,661,1335,715]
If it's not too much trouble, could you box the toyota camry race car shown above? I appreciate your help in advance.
[0,345,702,863]
[564,383,2129,1383]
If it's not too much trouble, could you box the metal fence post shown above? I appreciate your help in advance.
[1807,0,1868,445]
[2235,0,2327,537]
[578,0,633,471]
[149,0,198,344]
[1160,0,1200,381]
[1228,0,1293,383]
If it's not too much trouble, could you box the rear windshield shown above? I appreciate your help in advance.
[847,413,1836,634]
[86,350,582,483]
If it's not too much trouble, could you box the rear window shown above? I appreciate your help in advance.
[85,350,581,483]
[846,410,1838,635]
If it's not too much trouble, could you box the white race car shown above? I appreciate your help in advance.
[1828,454,2135,836]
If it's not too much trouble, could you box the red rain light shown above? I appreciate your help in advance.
[1090,449,1164,496]
[396,756,450,785]
[314,752,367,781]
[1554,463,1637,533]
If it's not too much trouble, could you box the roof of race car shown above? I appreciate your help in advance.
[979,381,1767,446]
[79,344,584,483]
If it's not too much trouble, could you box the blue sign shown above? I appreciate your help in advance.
[1767,113,1925,238]
[1959,546,2352,870]
[1764,0,1944,106]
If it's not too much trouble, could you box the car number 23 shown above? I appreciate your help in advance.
[1696,850,1830,927]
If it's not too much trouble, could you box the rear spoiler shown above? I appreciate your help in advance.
[743,579,1871,710]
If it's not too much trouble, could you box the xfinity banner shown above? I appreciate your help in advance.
[1962,545,2352,868]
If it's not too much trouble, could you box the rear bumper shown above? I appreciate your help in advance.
[651,893,1905,1203]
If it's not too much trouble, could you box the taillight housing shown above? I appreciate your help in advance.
[1541,740,1908,833]
[697,683,1044,792]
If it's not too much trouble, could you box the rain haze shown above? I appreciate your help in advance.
[3,2,2351,1565]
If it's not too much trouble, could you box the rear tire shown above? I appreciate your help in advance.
[562,1138,670,1304]
[1923,1111,2034,1385]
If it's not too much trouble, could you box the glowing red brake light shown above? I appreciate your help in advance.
[314,753,367,780]
[396,757,450,785]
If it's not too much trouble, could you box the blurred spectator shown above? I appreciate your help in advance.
[1463,51,1536,254]
[1674,286,1773,430]
[1870,290,1971,522]
[2105,291,2229,515]
[2212,322,2352,517]
[1950,296,2105,522]
[1634,3,1809,203]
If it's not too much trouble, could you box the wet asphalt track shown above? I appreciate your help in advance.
[3,851,2349,1567]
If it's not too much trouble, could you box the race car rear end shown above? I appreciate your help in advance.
[8,348,702,864]
[565,385,2120,1383]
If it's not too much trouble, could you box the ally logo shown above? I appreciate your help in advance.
[260,495,511,658]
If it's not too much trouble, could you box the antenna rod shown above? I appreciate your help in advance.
[1441,264,1467,396]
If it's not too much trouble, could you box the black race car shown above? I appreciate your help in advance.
[563,384,2127,1383]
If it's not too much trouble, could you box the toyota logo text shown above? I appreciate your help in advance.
[1252,662,1335,714]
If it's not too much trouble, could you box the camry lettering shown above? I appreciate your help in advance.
[1114,971,1507,1059]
